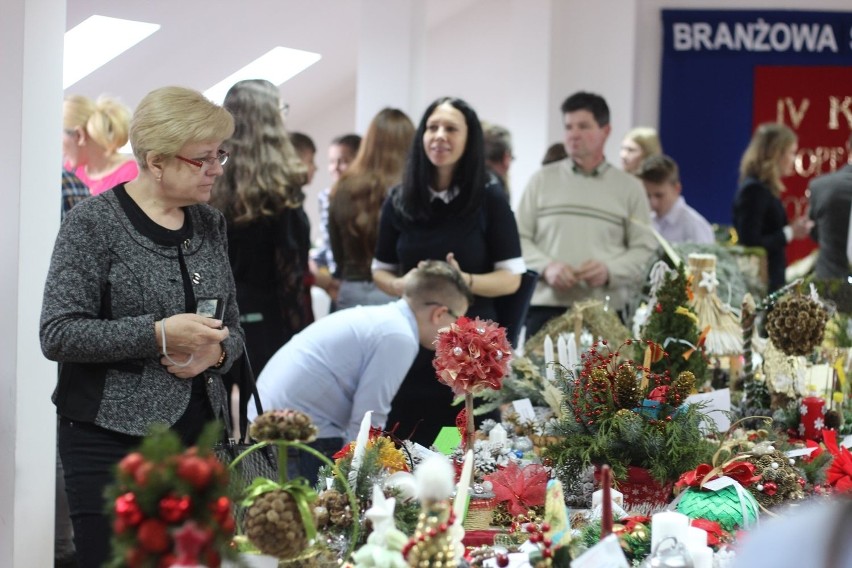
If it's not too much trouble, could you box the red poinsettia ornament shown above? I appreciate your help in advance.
[483,462,548,516]
[433,316,512,396]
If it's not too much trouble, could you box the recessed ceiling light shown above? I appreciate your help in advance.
[203,46,322,104]
[64,15,160,89]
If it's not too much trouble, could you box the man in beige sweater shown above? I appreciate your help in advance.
[516,91,657,336]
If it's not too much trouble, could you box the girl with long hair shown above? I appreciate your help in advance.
[329,107,415,309]
[732,122,812,292]
[211,79,312,374]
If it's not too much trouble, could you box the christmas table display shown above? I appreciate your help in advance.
[639,261,708,384]
[105,424,236,568]
[433,315,512,453]
[686,253,742,357]
[230,409,359,563]
[524,300,631,361]
[764,285,830,357]
[740,442,805,507]
[545,339,713,509]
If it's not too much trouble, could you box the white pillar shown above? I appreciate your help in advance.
[507,0,555,207]
[0,0,64,565]
[355,0,426,131]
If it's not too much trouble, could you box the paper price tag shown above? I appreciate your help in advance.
[512,398,536,422]
[786,447,818,458]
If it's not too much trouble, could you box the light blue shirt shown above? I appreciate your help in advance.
[653,196,715,244]
[250,299,420,440]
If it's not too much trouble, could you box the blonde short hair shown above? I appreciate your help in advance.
[624,127,663,158]
[129,86,234,169]
[63,94,131,155]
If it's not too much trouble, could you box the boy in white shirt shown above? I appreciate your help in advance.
[637,154,715,245]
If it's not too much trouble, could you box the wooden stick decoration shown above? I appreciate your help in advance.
[740,293,756,388]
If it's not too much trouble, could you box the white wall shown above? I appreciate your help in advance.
[0,0,64,566]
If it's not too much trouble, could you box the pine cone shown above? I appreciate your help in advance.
[314,489,352,528]
[667,371,695,406]
[250,409,318,443]
[245,489,310,558]
[613,364,641,410]
[745,451,804,508]
[765,294,829,356]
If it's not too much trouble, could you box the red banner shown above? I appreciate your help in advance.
[753,66,852,263]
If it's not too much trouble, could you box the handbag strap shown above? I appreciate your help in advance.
[238,344,264,441]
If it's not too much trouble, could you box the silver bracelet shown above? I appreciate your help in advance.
[160,318,194,368]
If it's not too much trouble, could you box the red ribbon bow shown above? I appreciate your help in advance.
[675,461,760,490]
[822,429,852,493]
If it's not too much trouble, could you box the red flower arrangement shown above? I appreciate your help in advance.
[105,424,236,568]
[433,316,512,396]
[483,462,548,516]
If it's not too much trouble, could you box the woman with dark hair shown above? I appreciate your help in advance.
[732,122,812,292]
[373,97,524,444]
[211,79,312,374]
[329,107,415,309]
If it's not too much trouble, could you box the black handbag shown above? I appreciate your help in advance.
[214,347,279,501]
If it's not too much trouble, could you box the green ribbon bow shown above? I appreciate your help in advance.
[240,477,318,540]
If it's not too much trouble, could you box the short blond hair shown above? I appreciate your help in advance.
[624,127,663,158]
[63,94,131,155]
[129,86,234,169]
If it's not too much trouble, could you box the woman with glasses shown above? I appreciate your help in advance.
[211,79,312,375]
[41,86,243,568]
[372,97,525,445]
[62,94,139,195]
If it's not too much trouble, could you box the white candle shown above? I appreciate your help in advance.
[688,545,713,568]
[544,335,555,381]
[489,423,508,446]
[567,333,579,369]
[685,526,707,548]
[557,335,569,369]
[651,511,689,553]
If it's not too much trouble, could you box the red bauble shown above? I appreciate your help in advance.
[159,494,191,524]
[176,456,213,490]
[137,519,171,553]
[133,461,155,486]
[763,481,778,496]
[115,492,144,526]
[496,552,510,567]
[655,303,663,313]
[119,452,146,476]
[125,547,147,568]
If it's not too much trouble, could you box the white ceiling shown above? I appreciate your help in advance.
[66,0,481,125]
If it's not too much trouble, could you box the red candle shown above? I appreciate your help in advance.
[601,464,613,538]
[801,396,826,441]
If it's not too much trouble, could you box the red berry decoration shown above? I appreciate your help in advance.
[496,552,510,567]
[137,519,170,553]
[158,494,190,524]
[176,455,213,490]
[763,481,778,496]
[119,452,146,476]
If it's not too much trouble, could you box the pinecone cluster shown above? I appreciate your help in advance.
[667,371,695,406]
[745,449,805,508]
[765,293,829,356]
[250,409,318,443]
[313,489,352,529]
[245,489,310,559]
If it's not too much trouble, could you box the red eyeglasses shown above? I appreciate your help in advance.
[174,149,229,170]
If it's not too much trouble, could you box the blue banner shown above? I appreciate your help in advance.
[659,9,852,225]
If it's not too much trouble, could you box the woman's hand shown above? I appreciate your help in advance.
[155,314,229,378]
[162,341,224,379]
[790,216,814,240]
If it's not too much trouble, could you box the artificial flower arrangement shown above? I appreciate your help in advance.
[432,315,513,452]
[544,339,715,508]
[105,423,236,568]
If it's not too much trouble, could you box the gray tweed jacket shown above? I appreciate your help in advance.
[40,188,244,436]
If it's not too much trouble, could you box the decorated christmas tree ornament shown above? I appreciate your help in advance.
[743,447,805,508]
[687,253,743,357]
[673,462,760,532]
[764,289,830,357]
